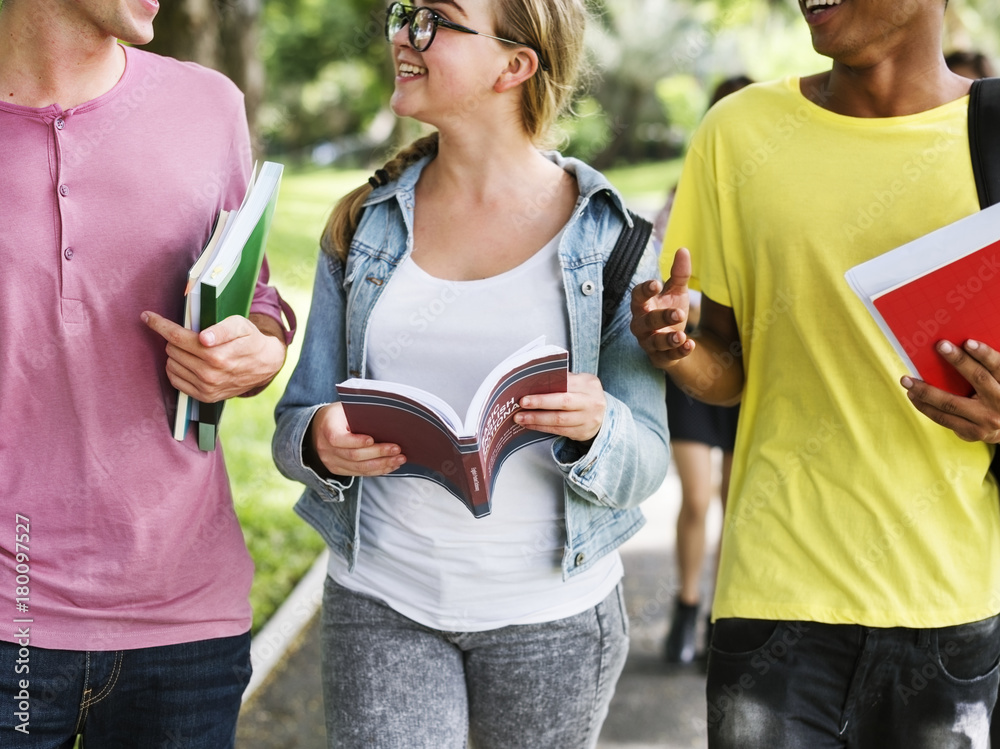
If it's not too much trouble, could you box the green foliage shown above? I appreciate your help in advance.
[948,0,1000,59]
[558,97,614,162]
[261,0,389,157]
[257,0,999,167]
[605,158,684,204]
[655,74,706,150]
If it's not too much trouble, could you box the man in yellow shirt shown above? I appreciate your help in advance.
[632,0,1000,745]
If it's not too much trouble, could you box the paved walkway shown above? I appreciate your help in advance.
[237,460,722,748]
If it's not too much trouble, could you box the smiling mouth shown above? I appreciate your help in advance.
[398,62,428,78]
[803,0,843,12]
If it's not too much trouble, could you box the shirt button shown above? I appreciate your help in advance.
[64,247,74,260]
[581,280,596,295]
[574,552,586,566]
[59,184,69,197]
[55,118,65,130]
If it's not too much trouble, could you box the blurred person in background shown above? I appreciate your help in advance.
[656,75,752,666]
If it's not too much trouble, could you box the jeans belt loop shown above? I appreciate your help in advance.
[916,628,931,648]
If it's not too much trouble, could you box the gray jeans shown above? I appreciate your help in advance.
[320,577,630,749]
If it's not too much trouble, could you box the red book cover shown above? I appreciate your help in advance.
[336,339,569,518]
[845,203,1000,397]
[871,237,1000,396]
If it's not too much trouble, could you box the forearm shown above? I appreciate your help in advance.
[665,328,744,406]
[247,312,288,389]
[250,312,287,346]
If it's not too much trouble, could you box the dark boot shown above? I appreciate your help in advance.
[664,599,700,664]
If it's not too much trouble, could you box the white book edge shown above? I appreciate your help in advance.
[843,201,1000,379]
[199,161,284,292]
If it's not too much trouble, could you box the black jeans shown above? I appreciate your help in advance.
[0,633,251,749]
[706,616,1000,748]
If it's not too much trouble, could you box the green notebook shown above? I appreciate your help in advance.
[174,161,284,450]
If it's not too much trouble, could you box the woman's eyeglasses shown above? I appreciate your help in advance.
[384,2,550,72]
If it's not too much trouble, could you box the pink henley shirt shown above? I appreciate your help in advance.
[0,46,290,650]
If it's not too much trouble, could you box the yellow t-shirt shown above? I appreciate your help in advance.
[664,77,1000,628]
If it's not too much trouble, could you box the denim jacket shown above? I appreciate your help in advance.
[273,152,669,579]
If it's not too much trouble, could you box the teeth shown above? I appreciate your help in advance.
[804,0,842,10]
[398,62,427,77]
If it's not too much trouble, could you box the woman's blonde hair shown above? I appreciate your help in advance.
[321,0,589,260]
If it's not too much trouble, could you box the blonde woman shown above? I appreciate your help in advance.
[273,1,668,746]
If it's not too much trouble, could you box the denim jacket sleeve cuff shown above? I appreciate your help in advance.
[273,403,355,502]
[552,395,623,504]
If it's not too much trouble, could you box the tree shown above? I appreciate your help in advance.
[582,0,759,168]
[257,0,392,161]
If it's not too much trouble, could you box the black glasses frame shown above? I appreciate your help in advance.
[385,2,550,72]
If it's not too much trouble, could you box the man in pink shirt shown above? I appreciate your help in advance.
[0,0,294,745]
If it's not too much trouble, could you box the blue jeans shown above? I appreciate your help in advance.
[320,578,630,749]
[706,616,1000,748]
[0,633,251,749]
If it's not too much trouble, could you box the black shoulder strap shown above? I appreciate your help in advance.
[969,79,1000,481]
[969,77,1000,209]
[602,209,653,332]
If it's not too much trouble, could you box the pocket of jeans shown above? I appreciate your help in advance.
[710,618,782,658]
[934,614,1000,682]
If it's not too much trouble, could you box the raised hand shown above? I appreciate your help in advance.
[629,247,695,370]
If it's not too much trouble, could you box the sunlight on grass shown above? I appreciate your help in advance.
[229,159,680,632]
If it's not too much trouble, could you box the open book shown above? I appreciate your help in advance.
[336,338,569,518]
[845,201,1000,396]
[173,161,284,449]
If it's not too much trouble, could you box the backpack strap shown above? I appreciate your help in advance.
[968,79,1000,480]
[602,210,653,332]
[969,78,1000,209]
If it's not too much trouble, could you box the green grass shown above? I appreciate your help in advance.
[228,158,680,633]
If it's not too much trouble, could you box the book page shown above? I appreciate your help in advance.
[201,162,281,292]
[336,338,569,518]
[475,349,569,499]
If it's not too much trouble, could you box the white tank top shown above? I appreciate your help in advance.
[328,231,622,630]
